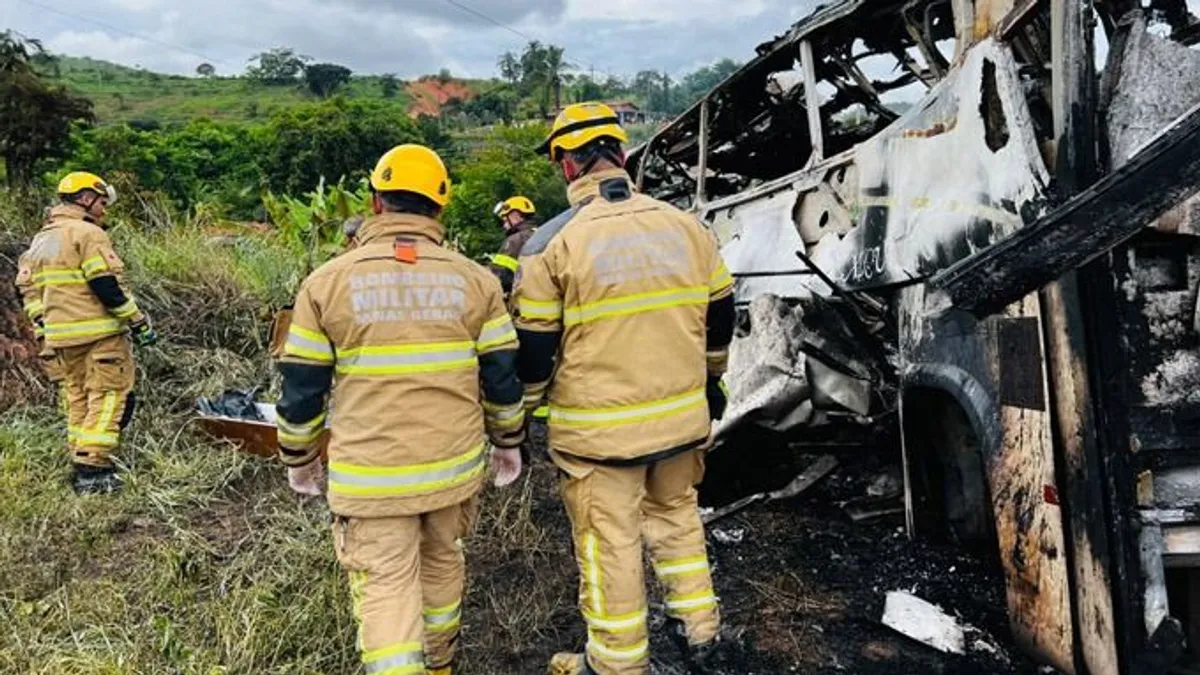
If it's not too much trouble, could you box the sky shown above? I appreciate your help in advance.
[1,0,820,79]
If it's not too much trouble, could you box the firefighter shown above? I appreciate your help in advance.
[488,196,538,301]
[16,172,157,495]
[275,144,526,675]
[515,103,736,675]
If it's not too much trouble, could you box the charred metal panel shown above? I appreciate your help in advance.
[901,286,1075,671]
[930,100,1200,317]
[808,41,1049,292]
[997,317,1046,411]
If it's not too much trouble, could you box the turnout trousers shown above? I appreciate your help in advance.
[56,333,135,468]
[552,447,720,675]
[333,498,478,673]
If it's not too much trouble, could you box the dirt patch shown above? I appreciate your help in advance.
[407,78,476,117]
[0,241,48,412]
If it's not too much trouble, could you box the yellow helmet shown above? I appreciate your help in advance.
[57,171,117,205]
[493,196,536,219]
[537,102,629,160]
[369,144,451,207]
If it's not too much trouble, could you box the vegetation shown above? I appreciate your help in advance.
[0,32,94,186]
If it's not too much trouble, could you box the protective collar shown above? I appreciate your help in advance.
[356,212,446,246]
[566,168,635,207]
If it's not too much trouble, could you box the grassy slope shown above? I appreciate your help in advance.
[51,56,487,126]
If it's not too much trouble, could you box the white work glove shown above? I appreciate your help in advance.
[288,460,326,496]
[491,445,523,488]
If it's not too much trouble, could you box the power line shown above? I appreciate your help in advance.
[16,0,232,67]
[439,0,604,81]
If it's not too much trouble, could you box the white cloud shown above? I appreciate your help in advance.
[566,0,769,22]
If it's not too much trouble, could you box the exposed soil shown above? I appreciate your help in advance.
[0,241,50,412]
[407,78,476,117]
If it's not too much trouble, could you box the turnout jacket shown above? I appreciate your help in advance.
[16,204,146,349]
[514,168,735,464]
[276,213,525,518]
[488,220,537,298]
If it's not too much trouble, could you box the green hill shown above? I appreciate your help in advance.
[47,56,490,126]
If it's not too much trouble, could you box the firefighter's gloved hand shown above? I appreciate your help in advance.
[491,445,522,488]
[288,460,325,496]
[706,376,728,421]
[129,317,158,347]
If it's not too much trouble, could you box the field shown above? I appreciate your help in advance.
[50,56,490,125]
[0,193,1048,674]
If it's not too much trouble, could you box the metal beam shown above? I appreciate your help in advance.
[800,40,825,164]
[930,101,1200,316]
[695,98,710,207]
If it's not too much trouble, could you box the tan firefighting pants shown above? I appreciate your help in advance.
[57,334,135,468]
[333,499,478,672]
[553,448,720,675]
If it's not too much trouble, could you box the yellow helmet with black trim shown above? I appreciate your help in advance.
[369,144,451,207]
[537,102,629,160]
[57,171,117,205]
[493,196,536,220]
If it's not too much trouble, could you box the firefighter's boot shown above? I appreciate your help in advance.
[667,618,725,675]
[72,464,123,495]
[548,652,597,675]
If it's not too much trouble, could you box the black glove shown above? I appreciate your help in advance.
[706,376,728,421]
[130,317,158,347]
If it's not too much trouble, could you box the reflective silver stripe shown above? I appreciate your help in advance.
[363,642,424,674]
[550,388,705,426]
[423,601,462,632]
[44,317,123,338]
[477,315,517,350]
[562,286,708,326]
[587,631,650,662]
[329,443,487,497]
[484,401,524,422]
[111,299,140,319]
[336,342,477,376]
[285,326,334,362]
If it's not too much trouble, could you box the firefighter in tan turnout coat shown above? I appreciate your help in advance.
[275,144,526,675]
[515,103,737,675]
[16,172,157,495]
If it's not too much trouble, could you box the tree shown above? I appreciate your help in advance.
[304,62,351,98]
[196,62,215,77]
[498,51,521,86]
[0,31,94,186]
[247,47,310,85]
[380,73,399,99]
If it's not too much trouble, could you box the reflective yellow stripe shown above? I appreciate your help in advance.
[665,589,718,615]
[654,555,710,578]
[329,442,486,497]
[33,324,45,339]
[491,253,520,272]
[70,426,119,448]
[277,411,327,445]
[284,324,334,363]
[81,256,109,278]
[23,299,44,318]
[423,600,462,633]
[586,631,649,662]
[550,388,706,427]
[563,286,708,327]
[336,341,477,377]
[584,608,647,633]
[34,268,86,287]
[533,405,549,419]
[710,263,733,293]
[518,297,563,321]
[362,641,424,675]
[484,400,526,430]
[44,317,123,338]
[110,299,141,320]
[477,314,517,351]
[584,532,604,616]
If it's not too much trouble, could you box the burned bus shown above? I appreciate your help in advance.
[628,0,1200,672]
